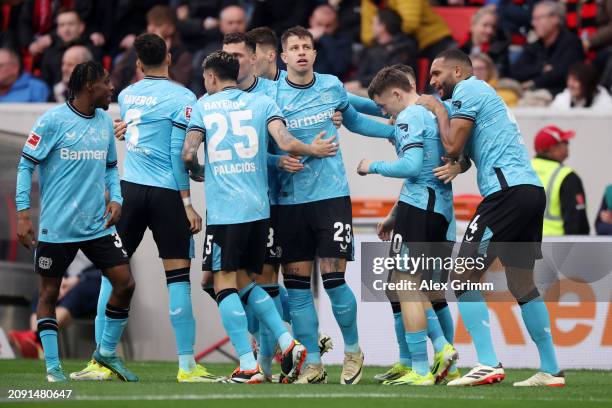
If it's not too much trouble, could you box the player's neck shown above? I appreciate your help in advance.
[405,92,418,107]
[263,66,279,81]
[239,75,257,91]
[216,79,238,93]
[143,67,169,79]
[70,96,95,117]
[286,68,314,86]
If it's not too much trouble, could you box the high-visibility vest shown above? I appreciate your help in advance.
[531,157,574,236]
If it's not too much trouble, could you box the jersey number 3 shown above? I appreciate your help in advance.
[204,110,258,163]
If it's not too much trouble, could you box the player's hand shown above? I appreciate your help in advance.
[433,156,461,184]
[16,211,36,249]
[278,155,304,173]
[114,119,127,140]
[376,214,395,241]
[600,209,612,224]
[357,158,371,176]
[189,165,204,182]
[310,131,338,157]
[332,111,343,129]
[416,94,441,113]
[104,201,122,228]
[184,205,202,234]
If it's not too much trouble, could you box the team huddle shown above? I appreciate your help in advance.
[15,25,565,388]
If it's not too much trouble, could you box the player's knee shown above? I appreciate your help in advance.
[319,257,346,274]
[116,276,136,301]
[514,287,540,305]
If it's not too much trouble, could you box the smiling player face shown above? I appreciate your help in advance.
[373,88,404,118]
[282,35,316,75]
[92,70,114,110]
[429,58,459,100]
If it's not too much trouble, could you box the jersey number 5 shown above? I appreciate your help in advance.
[204,110,258,163]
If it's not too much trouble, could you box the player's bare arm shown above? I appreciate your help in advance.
[181,129,205,182]
[267,119,338,158]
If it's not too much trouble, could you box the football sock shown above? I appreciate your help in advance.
[406,330,429,376]
[166,269,196,371]
[426,308,448,353]
[95,276,112,346]
[258,285,283,362]
[457,291,498,367]
[217,289,256,371]
[391,302,411,367]
[285,275,320,364]
[521,297,560,374]
[38,318,60,372]
[100,304,129,357]
[322,273,359,353]
[278,284,291,323]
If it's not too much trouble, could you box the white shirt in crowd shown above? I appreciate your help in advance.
[550,86,612,110]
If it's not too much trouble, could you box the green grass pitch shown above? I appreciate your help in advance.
[1,360,611,408]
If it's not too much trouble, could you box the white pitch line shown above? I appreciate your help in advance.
[0,393,610,404]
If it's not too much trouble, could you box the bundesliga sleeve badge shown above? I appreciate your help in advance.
[25,132,42,150]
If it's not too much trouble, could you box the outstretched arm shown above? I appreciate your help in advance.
[357,147,424,178]
[267,119,338,158]
[341,103,395,138]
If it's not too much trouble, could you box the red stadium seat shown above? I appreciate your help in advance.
[433,7,479,44]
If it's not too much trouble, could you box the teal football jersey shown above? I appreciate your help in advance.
[269,73,351,205]
[450,76,541,197]
[188,87,284,225]
[17,102,120,243]
[118,76,196,191]
[395,105,454,224]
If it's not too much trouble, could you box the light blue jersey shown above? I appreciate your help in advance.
[188,87,284,225]
[118,76,196,191]
[269,73,351,205]
[450,76,541,197]
[395,105,454,223]
[245,76,281,205]
[16,102,121,243]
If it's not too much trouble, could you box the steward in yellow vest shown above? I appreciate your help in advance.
[532,126,589,236]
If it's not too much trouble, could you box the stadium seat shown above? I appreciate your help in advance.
[433,7,479,44]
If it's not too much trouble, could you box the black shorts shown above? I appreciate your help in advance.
[390,202,452,280]
[277,196,354,263]
[117,180,194,259]
[458,184,545,269]
[202,218,270,273]
[35,234,129,278]
[264,205,282,265]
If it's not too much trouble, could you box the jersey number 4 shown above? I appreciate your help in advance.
[204,110,258,163]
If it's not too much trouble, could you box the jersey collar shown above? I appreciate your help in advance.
[144,75,168,80]
[66,100,95,119]
[273,68,281,81]
[244,76,258,93]
[286,73,316,89]
[221,86,239,92]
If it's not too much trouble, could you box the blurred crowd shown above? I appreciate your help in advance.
[0,0,610,108]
